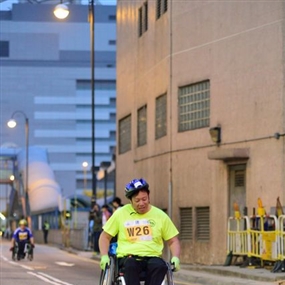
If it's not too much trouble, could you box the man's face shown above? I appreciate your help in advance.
[20,224,26,230]
[130,190,150,214]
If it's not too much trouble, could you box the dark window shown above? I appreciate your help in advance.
[77,80,116,90]
[155,94,167,139]
[109,15,116,21]
[156,0,168,20]
[109,40,116,45]
[137,105,147,147]
[139,7,143,36]
[0,41,9,57]
[156,0,161,19]
[138,2,148,37]
[119,115,131,154]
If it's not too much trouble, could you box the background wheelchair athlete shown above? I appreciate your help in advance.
[99,178,181,285]
[10,219,35,261]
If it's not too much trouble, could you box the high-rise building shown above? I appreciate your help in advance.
[0,3,116,200]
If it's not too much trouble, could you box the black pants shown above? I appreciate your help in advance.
[119,256,168,285]
[93,231,101,253]
[17,242,26,257]
[43,230,48,244]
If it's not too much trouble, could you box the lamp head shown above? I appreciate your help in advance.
[82,161,88,168]
[209,126,221,144]
[7,119,17,128]
[54,3,69,19]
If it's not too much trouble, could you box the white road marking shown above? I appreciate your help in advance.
[28,272,67,285]
[55,261,74,266]
[38,272,74,285]
[20,264,34,270]
[9,261,19,266]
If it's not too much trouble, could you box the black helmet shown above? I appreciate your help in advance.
[125,178,149,199]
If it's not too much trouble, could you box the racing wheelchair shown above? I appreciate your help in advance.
[12,241,33,261]
[99,250,174,285]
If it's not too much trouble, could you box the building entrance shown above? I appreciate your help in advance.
[229,164,246,217]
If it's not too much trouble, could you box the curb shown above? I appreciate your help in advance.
[58,246,283,285]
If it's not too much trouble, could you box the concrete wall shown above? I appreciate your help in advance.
[33,227,89,250]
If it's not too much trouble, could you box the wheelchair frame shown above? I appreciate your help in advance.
[99,255,174,285]
[12,241,33,261]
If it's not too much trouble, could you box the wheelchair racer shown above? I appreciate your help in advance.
[99,178,181,285]
[10,219,35,259]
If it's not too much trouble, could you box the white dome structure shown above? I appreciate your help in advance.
[17,146,61,213]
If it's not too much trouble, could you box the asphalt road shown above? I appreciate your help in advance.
[0,237,198,285]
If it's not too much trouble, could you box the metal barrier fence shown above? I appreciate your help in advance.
[227,216,251,258]
[226,214,278,267]
[277,215,285,267]
[248,215,278,263]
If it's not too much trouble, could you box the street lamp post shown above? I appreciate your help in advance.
[7,111,30,226]
[89,0,97,204]
[54,1,97,205]
[82,161,89,192]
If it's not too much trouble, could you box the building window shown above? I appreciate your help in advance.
[109,15,116,21]
[156,0,168,19]
[155,94,167,139]
[119,115,131,154]
[178,80,210,132]
[139,2,148,37]
[196,207,210,242]
[0,41,9,57]
[109,40,116,45]
[137,105,147,147]
[76,80,116,90]
[180,207,193,240]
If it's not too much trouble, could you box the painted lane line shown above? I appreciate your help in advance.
[20,264,34,270]
[38,272,74,285]
[27,272,63,285]
[9,261,20,266]
[55,261,74,267]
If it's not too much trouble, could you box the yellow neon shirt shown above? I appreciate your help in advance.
[103,204,179,258]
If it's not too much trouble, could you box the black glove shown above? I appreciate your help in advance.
[9,247,14,252]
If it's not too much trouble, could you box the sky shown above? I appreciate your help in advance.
[0,0,117,11]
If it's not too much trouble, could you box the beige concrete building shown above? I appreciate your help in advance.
[115,0,285,264]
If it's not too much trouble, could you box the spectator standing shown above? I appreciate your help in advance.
[101,204,112,226]
[92,204,102,255]
[112,196,124,212]
[43,221,50,244]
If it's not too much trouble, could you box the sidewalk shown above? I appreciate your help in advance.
[62,247,285,285]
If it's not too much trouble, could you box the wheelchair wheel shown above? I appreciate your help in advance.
[28,251,33,261]
[27,244,33,261]
[12,249,16,261]
[12,244,18,261]
[165,262,174,285]
[161,262,174,285]
[99,255,115,285]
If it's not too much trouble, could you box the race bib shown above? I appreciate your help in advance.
[19,232,28,241]
[124,219,152,242]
